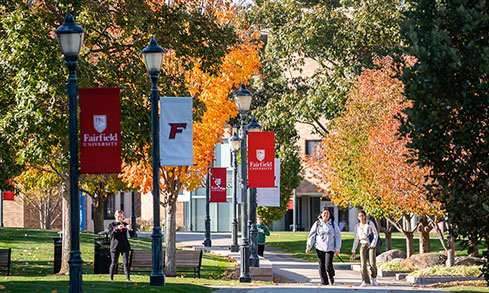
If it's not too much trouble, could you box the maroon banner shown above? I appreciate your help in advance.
[248,132,275,188]
[210,167,227,202]
[79,87,121,174]
[3,191,14,201]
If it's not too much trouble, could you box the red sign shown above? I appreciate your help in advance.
[248,132,275,188]
[210,167,227,202]
[79,88,121,174]
[3,191,14,201]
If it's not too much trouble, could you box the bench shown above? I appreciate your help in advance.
[129,249,203,278]
[0,248,11,276]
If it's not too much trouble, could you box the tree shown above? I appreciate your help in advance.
[245,0,405,136]
[80,174,128,233]
[400,0,489,280]
[306,56,444,257]
[0,0,241,274]
[121,39,261,276]
[14,167,62,229]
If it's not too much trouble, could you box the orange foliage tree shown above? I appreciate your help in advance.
[121,38,260,275]
[306,56,444,256]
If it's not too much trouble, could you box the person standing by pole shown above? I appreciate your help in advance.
[108,210,135,281]
[305,207,341,286]
[256,216,270,257]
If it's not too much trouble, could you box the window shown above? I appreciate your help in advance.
[305,140,321,156]
[104,194,116,220]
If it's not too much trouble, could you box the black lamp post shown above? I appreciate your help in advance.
[142,37,166,287]
[1,190,3,228]
[131,191,137,232]
[203,167,212,247]
[246,117,262,268]
[234,84,253,282]
[229,131,241,252]
[55,13,85,293]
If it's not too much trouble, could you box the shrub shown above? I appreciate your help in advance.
[378,260,405,272]
[408,265,482,277]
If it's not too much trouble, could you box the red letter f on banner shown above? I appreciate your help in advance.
[169,123,187,139]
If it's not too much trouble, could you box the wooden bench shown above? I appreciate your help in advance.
[129,249,203,278]
[0,248,11,276]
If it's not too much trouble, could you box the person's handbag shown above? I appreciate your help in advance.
[367,231,382,248]
[367,220,382,247]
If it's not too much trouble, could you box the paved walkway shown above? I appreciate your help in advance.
[138,231,441,292]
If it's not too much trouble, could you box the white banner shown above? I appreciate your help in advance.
[257,159,281,207]
[160,97,193,166]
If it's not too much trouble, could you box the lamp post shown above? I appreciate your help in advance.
[55,14,85,293]
[229,131,241,252]
[203,167,212,247]
[142,37,166,287]
[234,84,253,282]
[246,117,262,268]
[1,190,4,227]
[131,191,137,232]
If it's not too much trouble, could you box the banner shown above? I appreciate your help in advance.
[3,191,14,201]
[210,167,227,202]
[248,131,275,188]
[79,87,121,174]
[160,97,193,166]
[257,159,281,207]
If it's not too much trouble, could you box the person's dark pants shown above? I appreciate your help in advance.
[258,244,265,256]
[316,249,335,285]
[110,250,130,280]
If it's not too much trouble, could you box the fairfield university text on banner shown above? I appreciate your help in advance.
[210,167,227,202]
[160,97,193,166]
[248,131,275,188]
[79,87,121,174]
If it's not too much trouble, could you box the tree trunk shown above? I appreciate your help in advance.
[469,236,480,257]
[165,200,177,277]
[384,230,393,251]
[446,235,455,267]
[419,215,431,254]
[92,195,105,233]
[405,231,415,257]
[59,191,71,275]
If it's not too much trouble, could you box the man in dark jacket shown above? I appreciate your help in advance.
[107,210,135,281]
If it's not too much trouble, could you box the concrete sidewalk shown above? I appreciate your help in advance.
[140,231,441,292]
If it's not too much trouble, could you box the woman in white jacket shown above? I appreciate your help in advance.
[350,210,379,286]
[305,207,342,285]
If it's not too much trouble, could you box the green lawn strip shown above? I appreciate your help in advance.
[266,231,472,263]
[0,227,272,286]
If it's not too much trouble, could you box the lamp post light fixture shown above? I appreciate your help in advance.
[142,37,166,287]
[246,117,262,268]
[234,84,253,282]
[55,13,85,293]
[229,131,241,253]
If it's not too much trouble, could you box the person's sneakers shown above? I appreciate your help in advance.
[360,281,368,287]
[329,278,335,285]
[371,278,379,286]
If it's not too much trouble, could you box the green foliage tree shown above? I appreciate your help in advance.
[245,0,405,135]
[400,0,489,281]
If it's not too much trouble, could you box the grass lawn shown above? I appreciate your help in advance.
[0,227,273,292]
[266,231,474,263]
